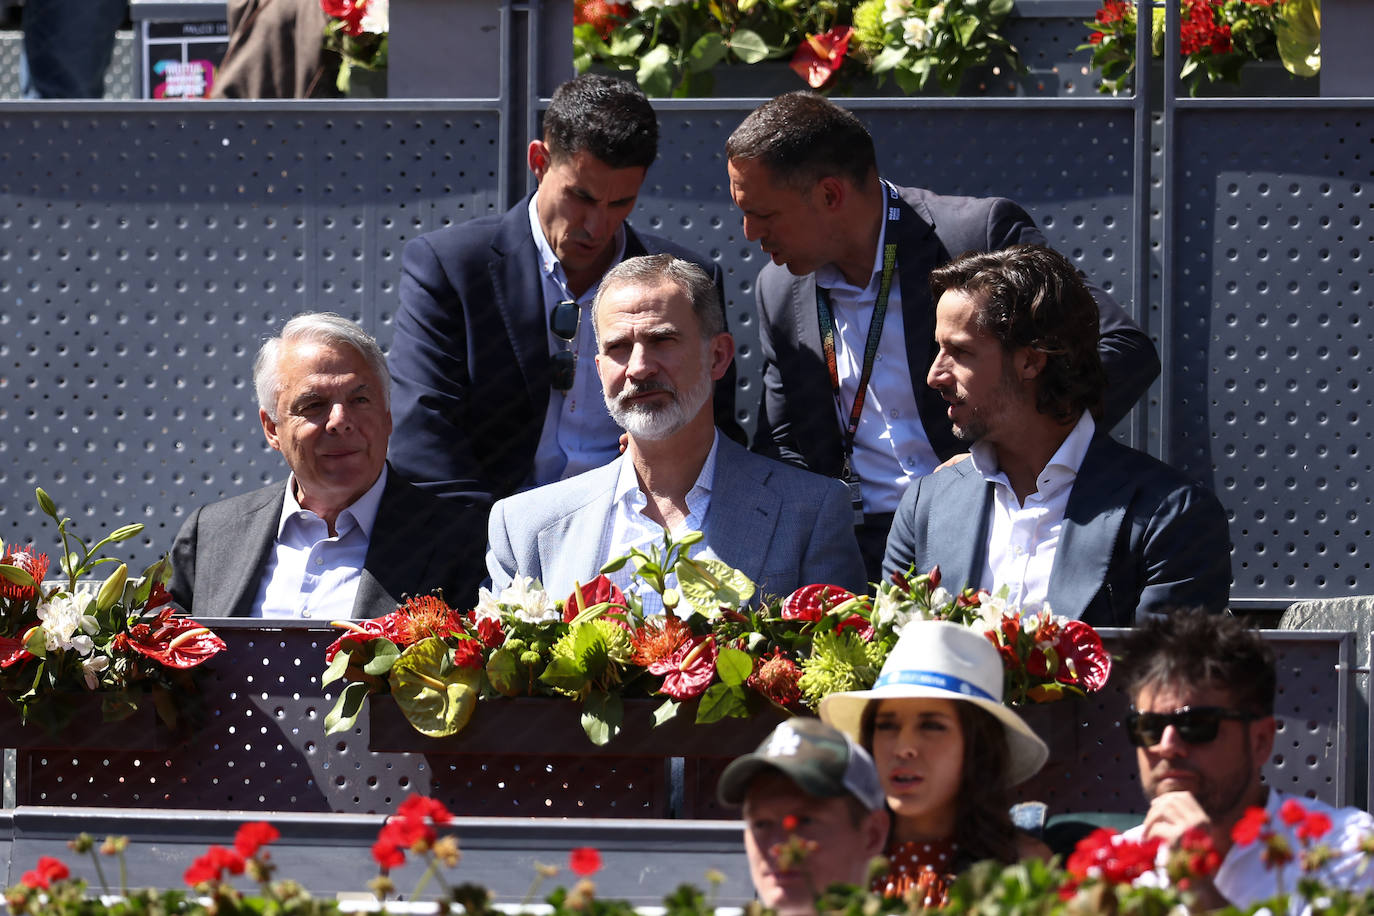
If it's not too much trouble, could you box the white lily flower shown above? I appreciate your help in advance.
[500,576,557,624]
[903,16,929,49]
[82,654,110,689]
[37,593,96,654]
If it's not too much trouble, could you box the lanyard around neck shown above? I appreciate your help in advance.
[816,185,901,477]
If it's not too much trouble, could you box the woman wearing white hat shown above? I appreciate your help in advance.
[819,619,1050,899]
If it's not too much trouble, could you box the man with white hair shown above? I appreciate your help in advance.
[171,312,486,619]
[485,254,865,610]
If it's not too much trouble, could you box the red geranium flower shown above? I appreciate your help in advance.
[183,845,245,885]
[1279,797,1307,825]
[569,847,602,876]
[649,634,717,700]
[1231,806,1270,846]
[234,821,280,858]
[398,793,454,825]
[1297,810,1333,843]
[124,608,227,669]
[1063,827,1161,888]
[21,856,69,890]
[790,26,852,89]
[470,614,505,649]
[781,584,855,622]
[451,637,485,670]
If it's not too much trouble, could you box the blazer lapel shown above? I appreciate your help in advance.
[924,466,992,593]
[353,469,431,618]
[489,196,550,417]
[536,461,621,590]
[1048,437,1132,620]
[215,487,281,618]
[893,195,960,460]
[701,439,781,585]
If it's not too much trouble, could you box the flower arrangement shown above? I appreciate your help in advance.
[6,794,1373,916]
[572,0,1019,96]
[321,0,389,93]
[848,0,1020,94]
[1082,0,1321,95]
[323,530,1110,747]
[0,487,226,734]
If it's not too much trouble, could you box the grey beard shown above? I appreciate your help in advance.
[606,371,713,442]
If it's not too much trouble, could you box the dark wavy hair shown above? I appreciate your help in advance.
[725,91,877,190]
[929,245,1106,422]
[860,700,1019,868]
[1119,610,1275,716]
[542,74,657,169]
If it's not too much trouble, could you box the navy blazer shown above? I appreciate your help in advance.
[486,436,868,601]
[387,195,742,508]
[752,185,1162,478]
[882,435,1232,627]
[169,467,487,618]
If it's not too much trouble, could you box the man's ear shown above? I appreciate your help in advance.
[260,408,282,453]
[1251,714,1278,766]
[1016,346,1048,381]
[862,807,889,859]
[528,140,551,181]
[817,175,848,211]
[709,333,735,381]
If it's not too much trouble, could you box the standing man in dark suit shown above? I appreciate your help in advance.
[884,246,1229,626]
[170,313,485,619]
[387,74,739,510]
[725,92,1161,578]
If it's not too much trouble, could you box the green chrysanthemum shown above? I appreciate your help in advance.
[798,630,886,710]
[544,620,635,698]
[852,0,888,55]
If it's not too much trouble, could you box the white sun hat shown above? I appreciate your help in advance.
[818,619,1049,786]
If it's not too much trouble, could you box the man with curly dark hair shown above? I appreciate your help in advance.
[882,245,1230,626]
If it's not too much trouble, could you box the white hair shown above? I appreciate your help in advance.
[253,312,390,421]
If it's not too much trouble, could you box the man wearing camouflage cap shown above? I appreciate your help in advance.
[718,718,889,915]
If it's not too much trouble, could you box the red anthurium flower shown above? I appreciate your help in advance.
[1231,806,1270,846]
[124,609,227,669]
[21,856,69,890]
[145,581,174,611]
[0,547,49,601]
[325,609,409,661]
[789,26,852,89]
[781,584,855,622]
[564,575,628,623]
[834,614,874,641]
[0,635,32,669]
[321,0,366,35]
[650,634,717,700]
[569,846,603,876]
[1051,620,1111,690]
[234,821,280,858]
[183,845,245,885]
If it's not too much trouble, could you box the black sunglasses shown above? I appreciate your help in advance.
[1123,706,1260,747]
[550,299,580,391]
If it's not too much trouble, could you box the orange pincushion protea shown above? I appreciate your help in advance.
[0,547,50,601]
[396,594,464,645]
[630,615,691,667]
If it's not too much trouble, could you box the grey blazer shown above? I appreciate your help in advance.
[485,436,868,601]
[882,435,1232,627]
[170,466,487,618]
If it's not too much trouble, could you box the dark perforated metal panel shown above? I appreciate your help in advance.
[1172,107,1374,603]
[0,104,501,562]
[7,625,1355,816]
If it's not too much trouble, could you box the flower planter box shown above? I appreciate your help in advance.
[366,695,788,757]
[0,694,169,751]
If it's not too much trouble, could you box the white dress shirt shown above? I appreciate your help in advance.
[527,195,627,486]
[970,412,1095,615]
[604,432,720,617]
[814,181,940,514]
[252,465,388,619]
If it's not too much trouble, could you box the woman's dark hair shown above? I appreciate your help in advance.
[861,699,1020,868]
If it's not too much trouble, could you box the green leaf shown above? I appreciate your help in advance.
[637,44,675,97]
[35,487,57,519]
[695,683,748,725]
[599,555,630,574]
[728,29,770,64]
[652,697,681,727]
[362,638,401,676]
[1275,0,1320,77]
[676,556,756,615]
[23,626,46,657]
[540,655,591,695]
[686,33,728,73]
[485,647,523,696]
[871,45,909,74]
[580,690,624,746]
[0,564,37,591]
[607,31,645,58]
[321,648,351,687]
[716,646,754,687]
[951,13,978,47]
[988,0,1013,16]
[737,0,758,12]
[391,637,482,737]
[324,680,371,735]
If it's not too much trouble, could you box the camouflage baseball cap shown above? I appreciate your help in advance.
[717,717,884,810]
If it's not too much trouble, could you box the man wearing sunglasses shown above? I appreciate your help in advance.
[387,75,739,514]
[1120,611,1374,911]
[486,254,866,610]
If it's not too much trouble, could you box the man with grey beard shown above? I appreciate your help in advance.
[484,254,865,613]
